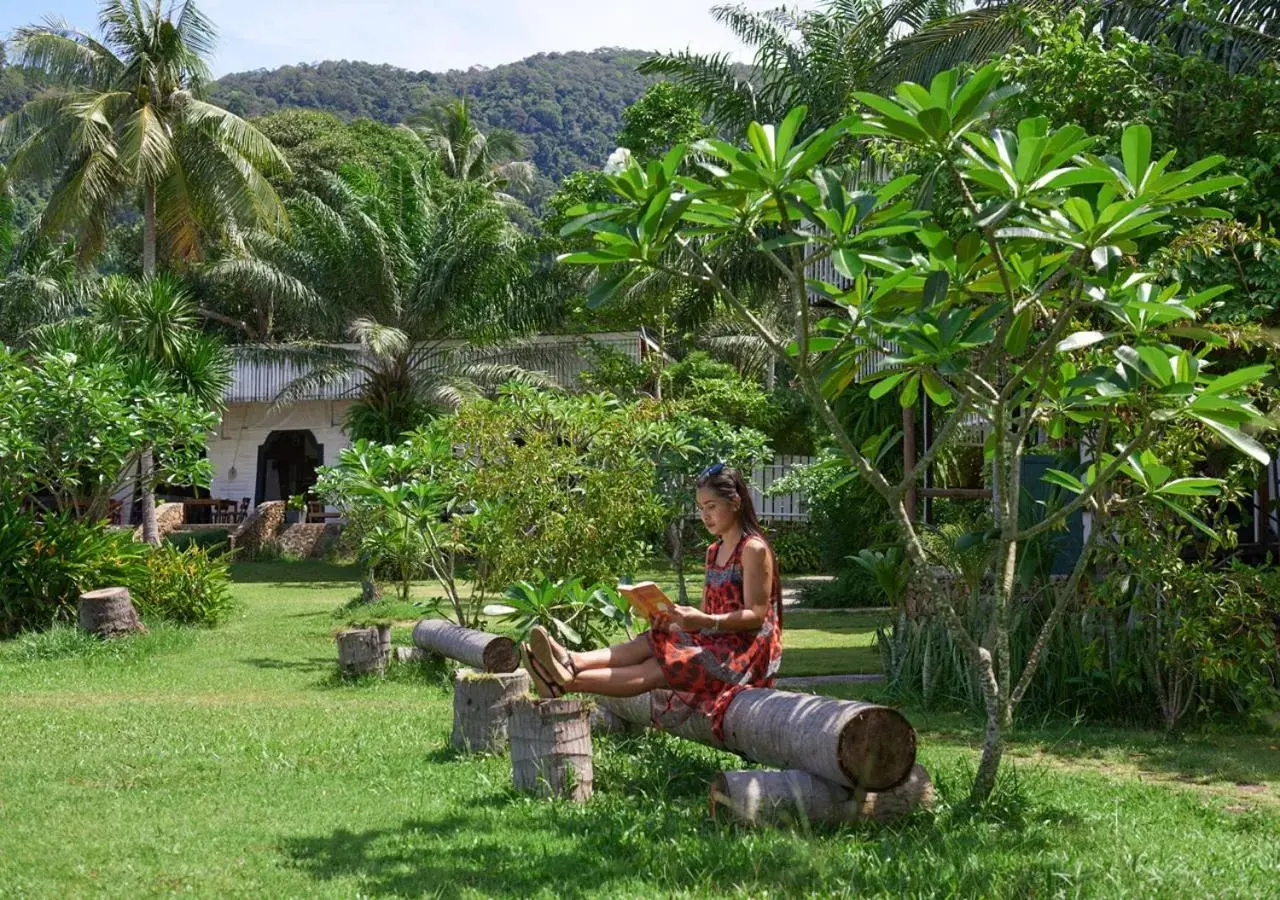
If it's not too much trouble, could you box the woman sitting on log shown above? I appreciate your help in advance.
[523,463,783,741]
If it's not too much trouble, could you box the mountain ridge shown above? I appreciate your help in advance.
[207,50,662,188]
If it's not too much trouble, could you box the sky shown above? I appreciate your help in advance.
[0,0,820,77]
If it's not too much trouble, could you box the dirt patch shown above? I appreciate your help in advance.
[1006,748,1280,810]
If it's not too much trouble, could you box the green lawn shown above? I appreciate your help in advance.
[0,559,1275,898]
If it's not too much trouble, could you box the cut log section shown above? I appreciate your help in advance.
[336,627,387,676]
[709,763,934,827]
[412,619,519,673]
[452,668,532,754]
[78,587,147,638]
[595,688,916,792]
[509,698,594,802]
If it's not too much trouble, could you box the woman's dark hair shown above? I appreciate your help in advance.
[696,463,765,537]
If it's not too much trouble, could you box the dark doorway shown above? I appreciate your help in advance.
[255,430,323,506]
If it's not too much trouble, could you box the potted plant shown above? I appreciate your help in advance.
[285,493,306,524]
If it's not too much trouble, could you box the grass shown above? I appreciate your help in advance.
[0,558,1276,898]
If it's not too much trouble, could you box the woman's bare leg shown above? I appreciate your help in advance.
[567,633,653,672]
[567,657,667,696]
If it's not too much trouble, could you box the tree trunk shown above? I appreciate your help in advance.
[143,184,157,277]
[139,446,160,546]
[336,627,388,677]
[451,668,532,754]
[412,618,519,673]
[669,519,688,604]
[971,707,1004,804]
[509,698,593,802]
[709,763,934,827]
[78,587,147,638]
[595,688,917,792]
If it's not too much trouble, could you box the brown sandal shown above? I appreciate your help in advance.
[523,646,564,699]
[529,625,575,686]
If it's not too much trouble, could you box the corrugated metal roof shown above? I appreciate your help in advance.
[224,332,649,405]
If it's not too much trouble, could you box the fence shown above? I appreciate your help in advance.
[751,455,814,522]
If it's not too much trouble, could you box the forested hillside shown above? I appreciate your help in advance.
[207,50,659,187]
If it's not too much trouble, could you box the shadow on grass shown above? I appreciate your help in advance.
[279,744,1068,898]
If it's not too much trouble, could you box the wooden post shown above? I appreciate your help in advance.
[709,763,934,827]
[596,688,916,792]
[78,587,147,638]
[451,668,531,754]
[509,698,594,802]
[412,619,520,673]
[336,627,387,677]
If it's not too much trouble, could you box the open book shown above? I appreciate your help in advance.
[618,581,675,621]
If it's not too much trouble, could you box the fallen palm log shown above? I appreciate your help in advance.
[595,689,916,792]
[709,764,934,827]
[412,619,520,673]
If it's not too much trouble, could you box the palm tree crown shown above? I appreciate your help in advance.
[0,0,289,274]
[405,100,536,201]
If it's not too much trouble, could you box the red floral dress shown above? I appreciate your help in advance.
[646,532,783,742]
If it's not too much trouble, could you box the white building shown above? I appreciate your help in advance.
[202,332,660,511]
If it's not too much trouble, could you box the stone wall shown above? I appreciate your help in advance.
[229,500,286,555]
[277,523,343,559]
[132,502,185,543]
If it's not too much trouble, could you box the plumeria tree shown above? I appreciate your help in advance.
[560,64,1272,802]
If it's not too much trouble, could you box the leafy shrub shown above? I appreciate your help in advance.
[483,573,634,651]
[768,451,898,571]
[799,566,885,609]
[0,501,148,635]
[166,529,232,553]
[130,544,237,627]
[767,523,822,574]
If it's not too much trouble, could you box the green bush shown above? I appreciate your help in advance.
[166,529,232,553]
[0,501,148,636]
[799,566,885,609]
[130,544,237,627]
[766,523,822,574]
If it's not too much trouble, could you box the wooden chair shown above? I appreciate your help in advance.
[238,498,251,523]
[306,500,325,524]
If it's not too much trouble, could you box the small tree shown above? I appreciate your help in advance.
[315,430,468,622]
[0,344,215,518]
[561,65,1271,803]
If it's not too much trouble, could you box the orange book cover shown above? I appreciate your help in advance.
[618,581,674,621]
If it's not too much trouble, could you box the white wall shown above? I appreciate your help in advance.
[207,400,353,505]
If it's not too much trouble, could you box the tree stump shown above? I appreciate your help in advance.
[336,627,387,676]
[509,698,593,802]
[412,619,520,673]
[709,763,935,828]
[451,668,532,753]
[78,587,147,638]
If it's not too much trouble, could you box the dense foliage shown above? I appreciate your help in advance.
[561,65,1273,801]
[209,51,659,196]
[450,386,666,590]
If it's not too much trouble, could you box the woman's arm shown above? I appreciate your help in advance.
[663,538,772,633]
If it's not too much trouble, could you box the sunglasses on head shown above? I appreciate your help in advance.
[699,461,726,480]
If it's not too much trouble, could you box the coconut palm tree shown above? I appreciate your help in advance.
[0,0,289,276]
[208,161,556,442]
[404,99,536,202]
[640,0,961,140]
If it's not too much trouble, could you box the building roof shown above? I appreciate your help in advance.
[224,331,658,405]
